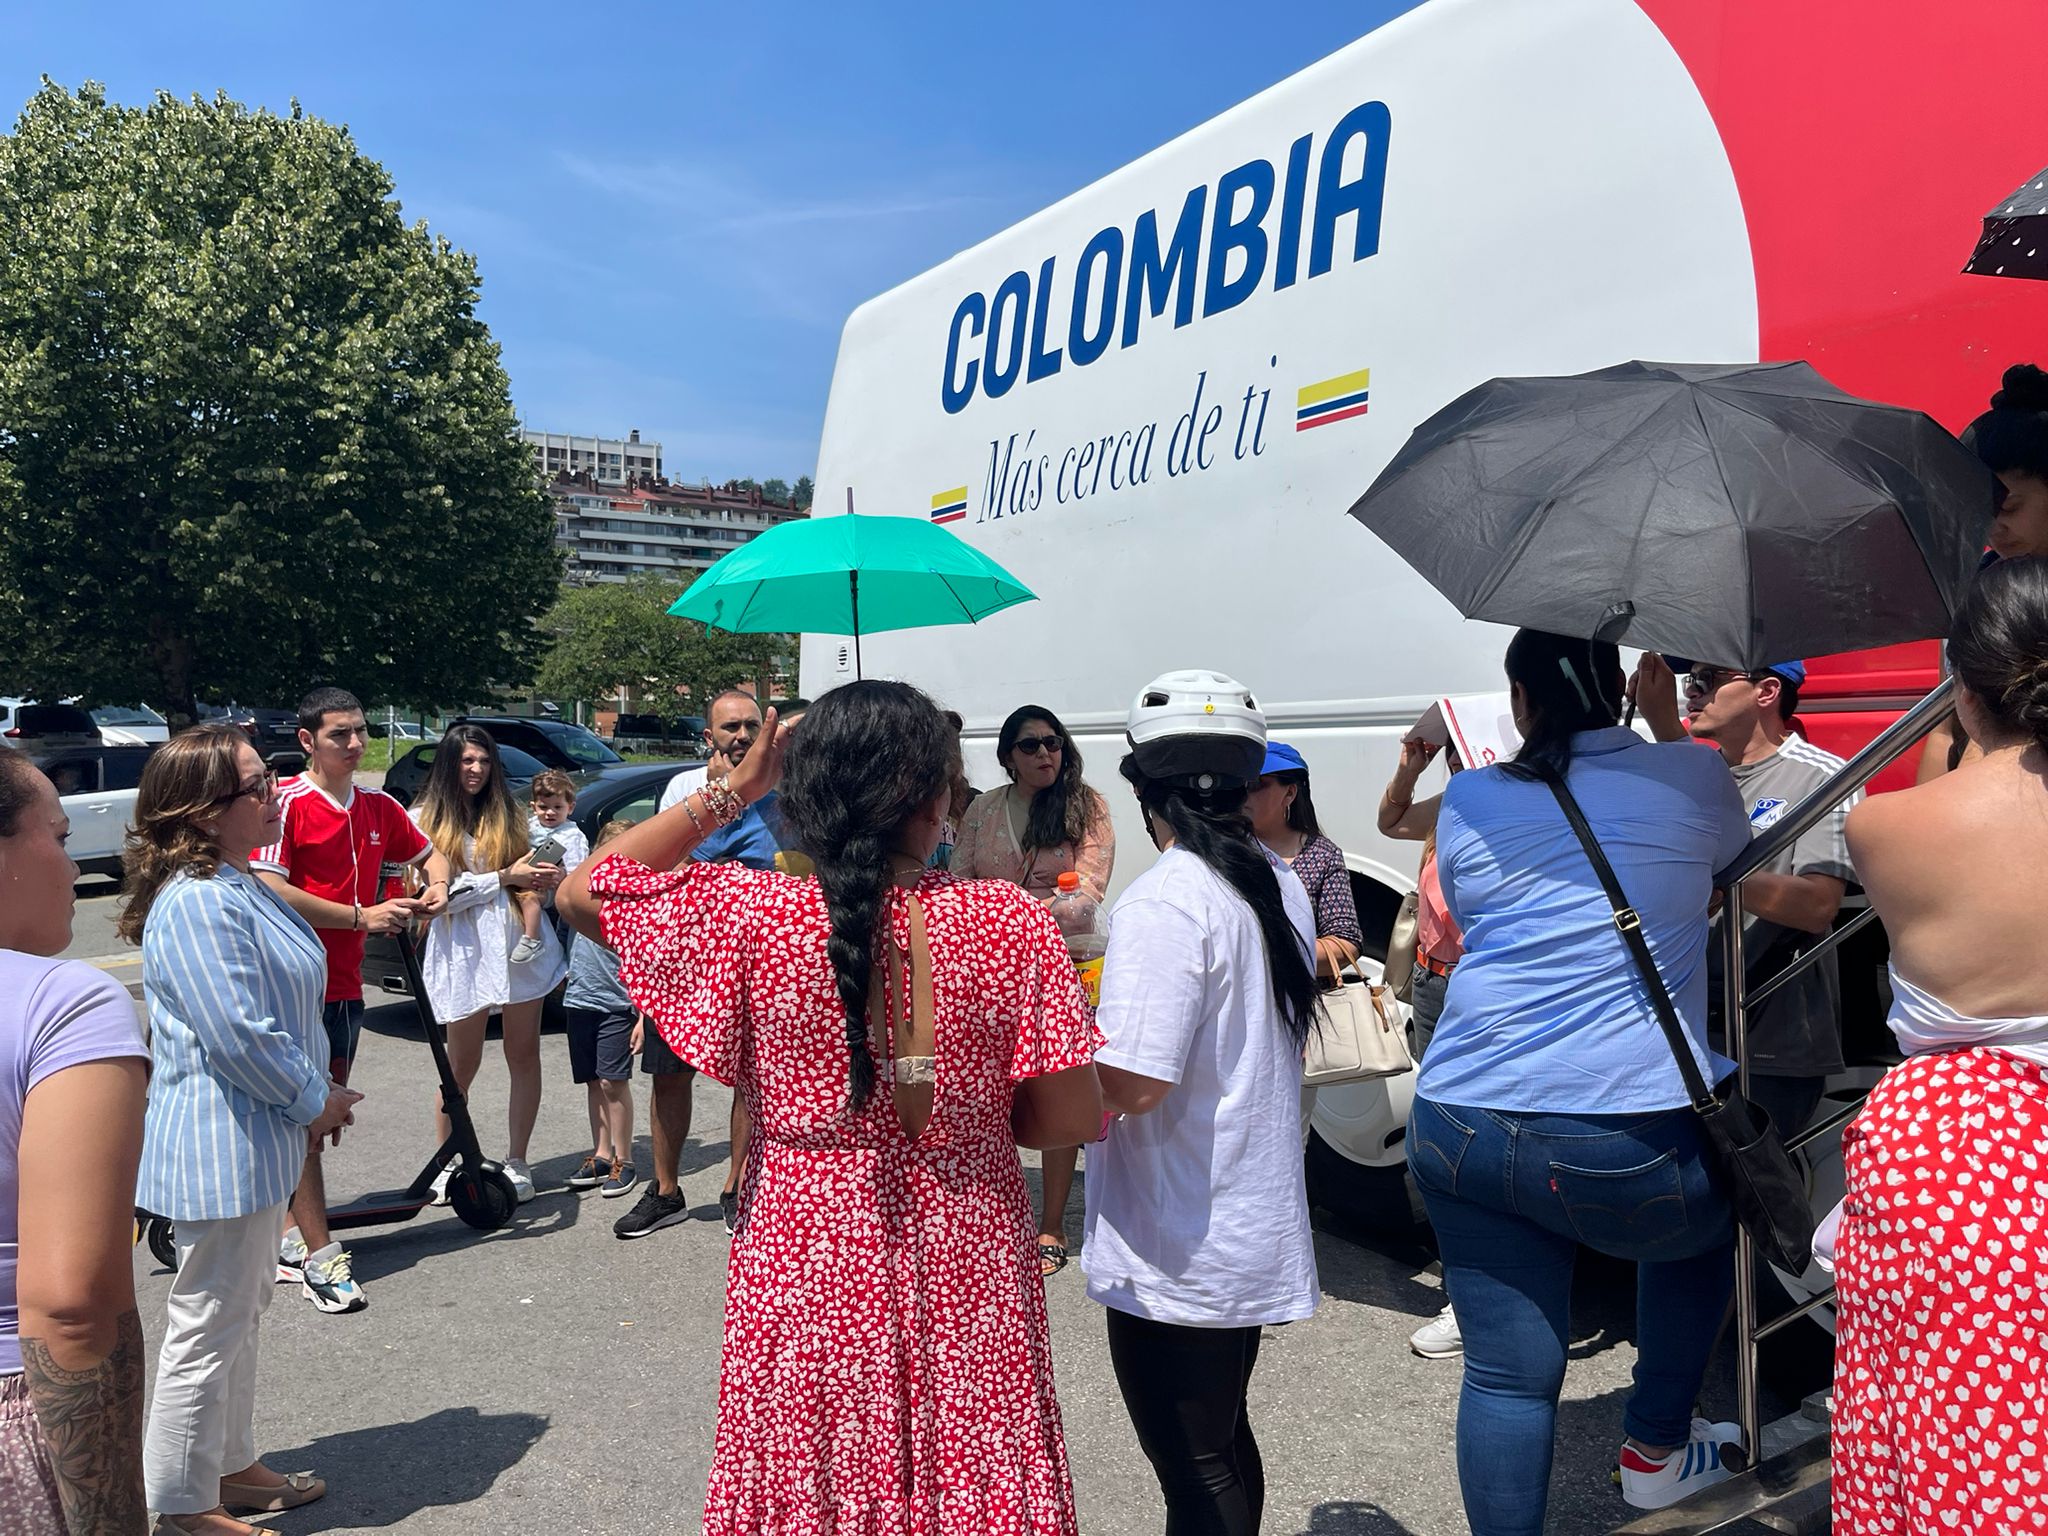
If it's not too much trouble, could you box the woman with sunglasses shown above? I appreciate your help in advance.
[122,726,361,1533]
[953,705,1115,1275]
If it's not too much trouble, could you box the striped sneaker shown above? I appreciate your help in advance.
[1617,1419,1743,1510]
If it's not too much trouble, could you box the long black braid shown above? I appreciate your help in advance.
[1120,757,1322,1049]
[779,681,957,1111]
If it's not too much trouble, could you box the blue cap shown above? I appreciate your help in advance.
[1261,741,1307,776]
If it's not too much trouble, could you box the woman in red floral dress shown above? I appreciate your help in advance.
[561,681,1105,1536]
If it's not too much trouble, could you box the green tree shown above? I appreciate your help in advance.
[792,475,814,510]
[0,81,559,721]
[760,476,790,504]
[535,573,783,715]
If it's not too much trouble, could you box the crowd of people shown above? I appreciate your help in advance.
[0,365,2044,1535]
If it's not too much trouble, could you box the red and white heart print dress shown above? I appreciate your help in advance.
[1831,1044,2048,1534]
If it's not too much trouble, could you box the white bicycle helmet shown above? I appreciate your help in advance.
[1124,669,1267,788]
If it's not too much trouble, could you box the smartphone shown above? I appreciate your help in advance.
[530,835,567,866]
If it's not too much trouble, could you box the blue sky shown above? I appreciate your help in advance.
[1,2,1417,484]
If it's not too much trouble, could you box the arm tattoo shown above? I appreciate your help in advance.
[18,1309,147,1533]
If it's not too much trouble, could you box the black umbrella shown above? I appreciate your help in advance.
[1963,164,2048,279]
[1348,360,1998,669]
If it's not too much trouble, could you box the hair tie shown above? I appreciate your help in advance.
[1558,657,1594,713]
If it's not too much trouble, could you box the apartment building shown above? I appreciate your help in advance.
[547,470,805,584]
[522,428,663,485]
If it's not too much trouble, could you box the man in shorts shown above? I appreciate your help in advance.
[252,687,441,1311]
[613,691,783,1239]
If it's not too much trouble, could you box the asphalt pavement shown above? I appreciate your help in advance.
[64,879,1789,1535]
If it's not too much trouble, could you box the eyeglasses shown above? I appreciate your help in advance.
[1683,667,1759,695]
[217,771,279,806]
[1012,735,1063,756]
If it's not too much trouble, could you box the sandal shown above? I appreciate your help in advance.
[219,1469,326,1512]
[1037,1238,1069,1276]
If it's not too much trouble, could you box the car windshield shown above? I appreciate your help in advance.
[549,724,622,766]
[91,705,166,727]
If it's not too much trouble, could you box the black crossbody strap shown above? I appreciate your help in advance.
[1530,762,1719,1113]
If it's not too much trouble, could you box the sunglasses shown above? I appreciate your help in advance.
[1683,667,1760,695]
[1011,734,1063,757]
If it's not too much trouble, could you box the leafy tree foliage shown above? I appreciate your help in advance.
[760,477,790,504]
[0,81,559,719]
[791,475,814,510]
[535,573,784,715]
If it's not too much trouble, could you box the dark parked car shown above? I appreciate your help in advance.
[361,760,683,1006]
[608,713,708,757]
[382,740,549,808]
[380,716,621,806]
[199,701,305,772]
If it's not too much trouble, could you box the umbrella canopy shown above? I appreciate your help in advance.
[1963,164,2048,279]
[1348,360,1999,669]
[667,511,1036,674]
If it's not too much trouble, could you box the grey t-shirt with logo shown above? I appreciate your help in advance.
[1706,738,1859,1079]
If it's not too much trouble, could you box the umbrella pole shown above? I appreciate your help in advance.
[849,570,862,680]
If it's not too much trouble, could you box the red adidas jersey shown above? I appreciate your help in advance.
[251,778,431,1002]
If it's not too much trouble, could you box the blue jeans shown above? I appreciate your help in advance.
[1409,1095,1735,1536]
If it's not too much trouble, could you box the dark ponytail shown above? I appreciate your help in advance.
[779,681,958,1111]
[1119,758,1321,1049]
[1500,629,1624,781]
[1949,555,2048,754]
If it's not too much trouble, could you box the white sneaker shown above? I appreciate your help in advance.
[277,1227,309,1284]
[1618,1418,1744,1510]
[428,1165,454,1206]
[1410,1304,1464,1359]
[299,1244,368,1314]
[509,936,542,964]
[503,1157,537,1203]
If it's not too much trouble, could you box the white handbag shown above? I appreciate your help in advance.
[1301,960,1415,1086]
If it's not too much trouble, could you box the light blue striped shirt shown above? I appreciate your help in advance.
[139,865,330,1221]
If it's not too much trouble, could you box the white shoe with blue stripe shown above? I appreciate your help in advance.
[1617,1418,1742,1510]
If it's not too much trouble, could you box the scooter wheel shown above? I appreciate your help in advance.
[448,1167,520,1232]
[144,1217,179,1271]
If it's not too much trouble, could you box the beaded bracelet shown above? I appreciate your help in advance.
[699,779,746,828]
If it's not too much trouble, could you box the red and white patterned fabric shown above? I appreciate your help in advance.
[590,853,1102,1536]
[1832,1045,2048,1534]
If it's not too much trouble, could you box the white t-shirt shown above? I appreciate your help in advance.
[1081,845,1320,1327]
[657,765,707,814]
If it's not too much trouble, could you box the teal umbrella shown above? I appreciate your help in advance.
[667,510,1036,675]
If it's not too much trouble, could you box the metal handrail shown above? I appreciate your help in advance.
[1723,679,1953,1475]
[1745,906,1880,1008]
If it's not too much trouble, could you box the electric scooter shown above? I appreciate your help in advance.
[137,930,520,1269]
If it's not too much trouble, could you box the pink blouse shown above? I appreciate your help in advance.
[1416,847,1464,967]
[951,785,1115,904]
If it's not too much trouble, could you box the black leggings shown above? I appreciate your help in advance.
[1105,1309,1265,1536]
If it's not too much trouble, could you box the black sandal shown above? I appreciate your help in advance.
[1037,1238,1069,1276]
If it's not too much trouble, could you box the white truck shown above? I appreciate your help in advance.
[802,0,2047,1219]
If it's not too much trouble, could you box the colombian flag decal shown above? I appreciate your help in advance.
[929,486,969,524]
[1296,368,1371,431]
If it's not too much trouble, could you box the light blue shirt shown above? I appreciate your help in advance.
[139,865,331,1221]
[1418,728,1752,1114]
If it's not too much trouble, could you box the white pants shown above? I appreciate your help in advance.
[143,1203,284,1514]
